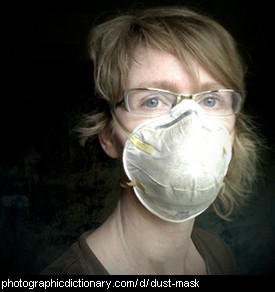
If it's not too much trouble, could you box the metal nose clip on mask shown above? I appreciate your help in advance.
[112,100,232,223]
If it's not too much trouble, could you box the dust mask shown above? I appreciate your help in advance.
[112,100,232,223]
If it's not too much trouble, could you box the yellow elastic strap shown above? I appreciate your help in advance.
[223,135,231,154]
[111,111,154,155]
[120,180,147,193]
[219,182,225,196]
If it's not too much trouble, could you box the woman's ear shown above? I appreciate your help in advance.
[98,127,120,159]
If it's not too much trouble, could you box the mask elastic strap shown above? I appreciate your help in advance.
[223,135,231,154]
[120,180,147,193]
[220,182,225,195]
[111,111,154,155]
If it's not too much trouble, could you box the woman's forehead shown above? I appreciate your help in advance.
[125,47,224,93]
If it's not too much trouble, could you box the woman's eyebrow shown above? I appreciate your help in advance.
[136,80,180,92]
[135,80,225,92]
[199,82,225,91]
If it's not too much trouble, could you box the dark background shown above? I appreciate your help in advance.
[0,0,274,275]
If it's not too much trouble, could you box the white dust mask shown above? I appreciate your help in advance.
[112,100,232,223]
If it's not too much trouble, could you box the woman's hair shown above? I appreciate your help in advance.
[78,7,263,220]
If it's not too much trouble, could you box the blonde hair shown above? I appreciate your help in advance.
[78,7,263,220]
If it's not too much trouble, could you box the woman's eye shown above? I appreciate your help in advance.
[138,92,174,111]
[145,98,160,108]
[203,97,216,107]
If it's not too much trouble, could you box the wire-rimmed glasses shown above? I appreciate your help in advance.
[116,88,243,116]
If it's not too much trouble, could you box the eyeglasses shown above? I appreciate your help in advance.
[116,88,243,116]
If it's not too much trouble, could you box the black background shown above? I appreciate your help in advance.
[0,0,274,275]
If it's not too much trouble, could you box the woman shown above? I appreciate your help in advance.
[41,7,261,275]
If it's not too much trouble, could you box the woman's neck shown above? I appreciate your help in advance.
[86,188,205,274]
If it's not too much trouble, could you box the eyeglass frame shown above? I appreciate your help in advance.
[116,87,243,116]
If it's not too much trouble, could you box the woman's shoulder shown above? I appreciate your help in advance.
[40,231,108,275]
[191,227,239,275]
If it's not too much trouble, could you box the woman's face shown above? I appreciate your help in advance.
[99,47,236,158]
